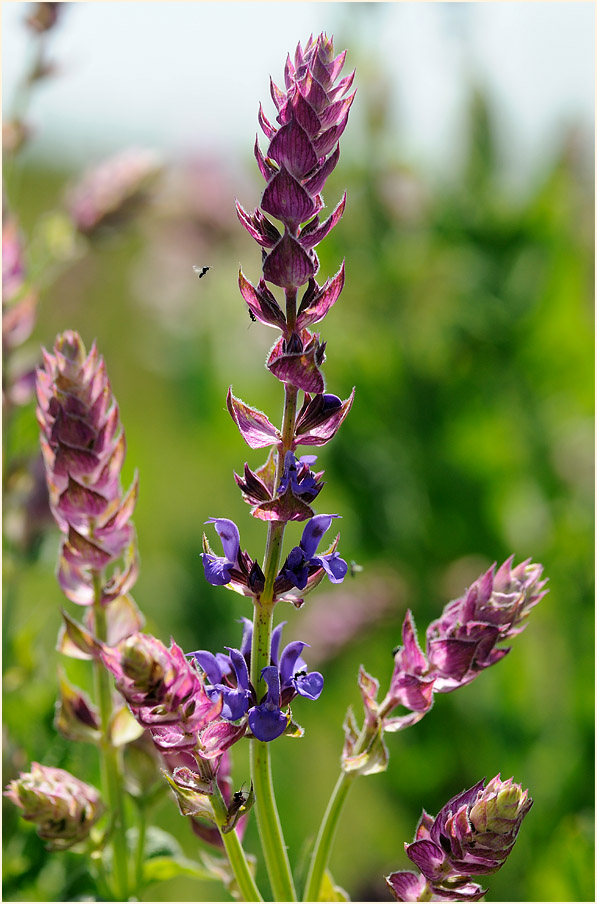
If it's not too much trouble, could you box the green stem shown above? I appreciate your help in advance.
[248,372,300,901]
[134,803,147,898]
[302,721,373,901]
[302,772,355,902]
[210,782,264,902]
[93,579,130,901]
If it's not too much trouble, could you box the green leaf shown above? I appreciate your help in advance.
[318,869,351,901]
[143,856,212,883]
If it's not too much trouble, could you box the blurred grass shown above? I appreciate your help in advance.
[3,39,594,904]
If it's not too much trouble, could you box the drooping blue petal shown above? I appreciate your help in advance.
[312,551,348,583]
[190,650,224,684]
[248,704,288,741]
[205,518,240,564]
[300,514,339,558]
[293,670,324,700]
[270,621,288,667]
[201,553,234,586]
[279,641,309,686]
[247,665,288,741]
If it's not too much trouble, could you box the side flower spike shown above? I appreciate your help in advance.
[426,557,548,692]
[386,776,533,901]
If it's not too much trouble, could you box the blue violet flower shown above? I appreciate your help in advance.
[279,514,348,591]
[188,619,324,743]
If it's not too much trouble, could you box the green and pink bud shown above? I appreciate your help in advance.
[4,762,104,851]
[387,775,532,901]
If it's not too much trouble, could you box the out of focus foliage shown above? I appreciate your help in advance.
[3,24,593,904]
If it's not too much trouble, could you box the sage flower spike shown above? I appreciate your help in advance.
[387,775,532,901]
[426,557,547,692]
[239,33,355,290]
[35,331,138,607]
[408,775,532,880]
[4,763,104,851]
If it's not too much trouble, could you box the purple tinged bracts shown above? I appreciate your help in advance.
[386,776,532,901]
[267,328,327,393]
[227,388,281,450]
[236,451,324,523]
[240,34,354,288]
[426,557,548,692]
[356,557,546,740]
[294,389,355,446]
[4,763,104,851]
[100,633,223,754]
[236,32,354,390]
[35,331,139,608]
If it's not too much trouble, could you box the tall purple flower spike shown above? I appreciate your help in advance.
[279,513,348,590]
[238,33,355,293]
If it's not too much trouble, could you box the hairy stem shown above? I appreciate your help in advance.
[93,577,129,901]
[210,783,264,902]
[249,358,300,901]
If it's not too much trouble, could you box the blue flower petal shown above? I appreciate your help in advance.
[190,650,224,684]
[205,518,240,564]
[201,553,233,586]
[226,647,251,691]
[248,704,289,741]
[279,641,309,686]
[218,685,251,721]
[313,551,348,583]
[293,670,324,700]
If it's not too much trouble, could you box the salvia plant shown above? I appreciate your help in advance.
[5,33,548,903]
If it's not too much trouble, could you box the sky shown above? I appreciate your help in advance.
[2,2,595,187]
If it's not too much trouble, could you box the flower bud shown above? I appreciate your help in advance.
[4,763,104,850]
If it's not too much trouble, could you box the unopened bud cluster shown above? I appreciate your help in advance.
[386,775,533,901]
[4,762,103,851]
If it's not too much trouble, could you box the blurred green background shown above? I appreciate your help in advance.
[3,5,594,903]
